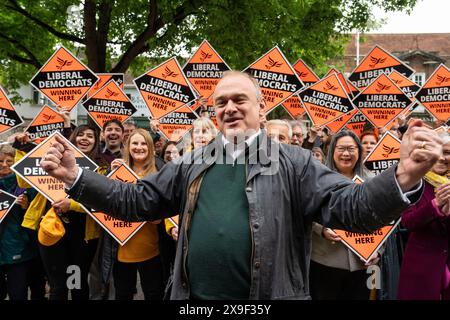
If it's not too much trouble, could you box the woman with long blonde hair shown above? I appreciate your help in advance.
[103,128,168,300]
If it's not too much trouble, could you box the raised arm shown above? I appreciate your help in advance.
[40,134,182,222]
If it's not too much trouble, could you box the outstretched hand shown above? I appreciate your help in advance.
[40,134,79,186]
[396,119,443,192]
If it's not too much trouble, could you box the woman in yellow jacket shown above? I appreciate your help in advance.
[106,129,168,300]
[17,125,108,300]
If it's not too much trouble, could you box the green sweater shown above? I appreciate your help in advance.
[187,159,252,299]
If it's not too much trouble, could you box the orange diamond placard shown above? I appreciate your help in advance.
[134,57,197,119]
[86,163,146,246]
[243,46,304,114]
[345,111,369,137]
[388,70,420,99]
[0,190,17,225]
[85,73,124,99]
[25,105,65,144]
[326,109,358,134]
[292,59,319,88]
[299,73,355,127]
[363,132,401,175]
[0,86,24,134]
[333,175,401,262]
[82,80,137,129]
[353,73,412,128]
[183,40,231,99]
[11,132,98,203]
[349,45,414,89]
[158,105,198,142]
[325,68,360,99]
[415,64,450,122]
[30,46,98,111]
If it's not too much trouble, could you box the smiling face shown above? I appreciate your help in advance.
[129,133,149,164]
[75,128,96,154]
[432,141,450,175]
[104,122,124,150]
[213,73,264,139]
[333,136,359,176]
[0,153,14,178]
[192,124,215,148]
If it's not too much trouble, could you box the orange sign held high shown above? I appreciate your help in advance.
[30,46,98,111]
[292,59,319,88]
[243,46,304,114]
[353,73,412,128]
[0,86,24,135]
[158,105,198,142]
[85,73,125,99]
[86,163,146,246]
[349,45,414,89]
[363,132,401,176]
[82,79,137,129]
[298,73,355,127]
[0,190,17,225]
[25,105,65,144]
[11,132,98,203]
[332,175,401,263]
[281,95,306,119]
[134,57,197,119]
[415,64,450,122]
[388,70,420,99]
[326,109,358,134]
[183,40,231,99]
[345,111,368,137]
[325,68,360,99]
[191,98,218,128]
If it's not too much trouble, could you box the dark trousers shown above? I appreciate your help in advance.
[39,214,98,300]
[310,260,370,300]
[28,256,47,300]
[0,260,33,300]
[113,255,164,300]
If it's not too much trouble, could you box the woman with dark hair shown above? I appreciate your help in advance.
[162,141,181,163]
[18,125,107,300]
[310,130,379,300]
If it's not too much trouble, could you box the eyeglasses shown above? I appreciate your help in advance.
[335,146,358,154]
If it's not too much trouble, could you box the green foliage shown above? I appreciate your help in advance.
[0,0,417,91]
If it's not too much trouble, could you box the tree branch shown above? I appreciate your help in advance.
[112,0,205,73]
[0,31,41,69]
[96,0,114,72]
[7,53,42,69]
[4,0,85,44]
[83,0,98,71]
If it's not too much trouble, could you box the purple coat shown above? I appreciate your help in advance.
[398,181,450,300]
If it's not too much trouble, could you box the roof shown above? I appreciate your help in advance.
[346,33,450,59]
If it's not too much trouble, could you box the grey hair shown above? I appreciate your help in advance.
[266,119,293,139]
[220,70,262,101]
[288,120,306,138]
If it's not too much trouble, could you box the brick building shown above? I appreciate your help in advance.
[343,33,450,86]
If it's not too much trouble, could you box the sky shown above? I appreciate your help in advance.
[370,0,450,33]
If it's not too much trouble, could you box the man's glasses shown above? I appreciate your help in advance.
[335,146,358,154]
